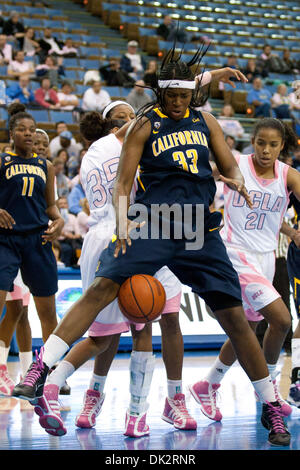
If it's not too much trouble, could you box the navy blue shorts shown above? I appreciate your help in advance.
[0,229,58,297]
[96,219,242,312]
[287,240,300,318]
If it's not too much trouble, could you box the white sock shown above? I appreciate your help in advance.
[89,373,106,393]
[167,379,182,399]
[292,338,300,370]
[267,363,277,382]
[47,360,75,388]
[205,357,232,384]
[19,351,33,377]
[252,375,276,403]
[42,334,69,368]
[0,346,10,365]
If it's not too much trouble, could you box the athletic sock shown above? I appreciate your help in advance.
[0,346,10,365]
[19,351,33,377]
[89,373,107,393]
[47,360,75,388]
[167,379,182,399]
[205,356,232,384]
[252,375,276,403]
[267,363,277,382]
[42,334,70,369]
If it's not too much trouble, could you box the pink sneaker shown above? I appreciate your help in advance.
[34,384,67,436]
[189,380,222,421]
[124,410,150,437]
[273,380,292,417]
[75,389,105,428]
[161,393,197,430]
[0,365,15,396]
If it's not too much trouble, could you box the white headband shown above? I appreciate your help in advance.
[36,128,49,143]
[102,100,135,119]
[158,80,196,89]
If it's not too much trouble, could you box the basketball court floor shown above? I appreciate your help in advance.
[0,350,299,453]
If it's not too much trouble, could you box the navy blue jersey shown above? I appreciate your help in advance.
[0,151,49,233]
[135,107,216,209]
[289,193,300,229]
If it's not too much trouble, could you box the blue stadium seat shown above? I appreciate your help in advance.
[102,86,122,97]
[30,109,49,122]
[49,111,74,124]
[24,18,45,27]
[43,20,64,28]
[64,70,78,80]
[0,108,8,121]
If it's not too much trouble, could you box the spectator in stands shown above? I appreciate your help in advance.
[246,77,272,118]
[36,55,65,88]
[50,130,82,177]
[281,50,299,75]
[99,57,135,87]
[126,79,152,112]
[61,38,78,58]
[35,77,60,109]
[57,80,79,111]
[7,51,35,79]
[6,74,35,106]
[156,15,188,43]
[225,134,241,159]
[53,157,70,198]
[0,34,12,66]
[19,27,40,58]
[242,58,266,83]
[0,80,6,105]
[2,11,24,43]
[217,104,245,138]
[223,55,238,69]
[77,197,90,239]
[68,182,85,215]
[82,80,111,112]
[52,240,65,267]
[271,83,291,119]
[69,148,86,189]
[57,196,83,267]
[143,60,158,89]
[257,44,284,74]
[120,41,146,81]
[38,27,63,62]
[50,122,81,158]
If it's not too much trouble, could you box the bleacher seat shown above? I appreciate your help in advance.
[30,109,49,122]
[49,110,74,124]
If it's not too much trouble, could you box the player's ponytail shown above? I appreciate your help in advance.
[79,111,112,143]
[7,102,36,132]
[253,118,298,158]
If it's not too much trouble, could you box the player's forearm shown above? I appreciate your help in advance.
[46,204,64,222]
[280,220,298,238]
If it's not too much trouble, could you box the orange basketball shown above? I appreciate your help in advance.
[118,274,166,324]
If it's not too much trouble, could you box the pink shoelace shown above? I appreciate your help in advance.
[22,347,45,387]
[266,402,287,434]
[173,398,192,417]
[81,395,99,415]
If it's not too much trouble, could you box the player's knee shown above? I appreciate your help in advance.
[159,312,181,335]
[92,335,112,352]
[270,315,292,335]
[216,306,249,336]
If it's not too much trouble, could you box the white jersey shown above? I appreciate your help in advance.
[80,132,181,325]
[221,154,290,253]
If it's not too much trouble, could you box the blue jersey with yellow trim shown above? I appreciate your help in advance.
[135,107,215,208]
[290,192,300,229]
[0,151,49,232]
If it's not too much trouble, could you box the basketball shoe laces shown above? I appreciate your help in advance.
[266,402,287,434]
[201,385,220,412]
[173,396,193,418]
[22,347,45,387]
[81,395,100,416]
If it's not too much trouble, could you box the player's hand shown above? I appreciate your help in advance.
[42,218,64,242]
[0,209,15,229]
[212,67,248,88]
[114,218,145,257]
[219,175,253,209]
[291,228,300,248]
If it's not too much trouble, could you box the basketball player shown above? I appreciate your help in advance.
[0,103,64,393]
[0,116,62,395]
[189,118,299,427]
[282,192,300,407]
[14,51,290,445]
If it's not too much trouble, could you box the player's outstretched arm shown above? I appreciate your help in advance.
[202,111,253,209]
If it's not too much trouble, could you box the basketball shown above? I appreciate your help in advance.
[118,274,166,323]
